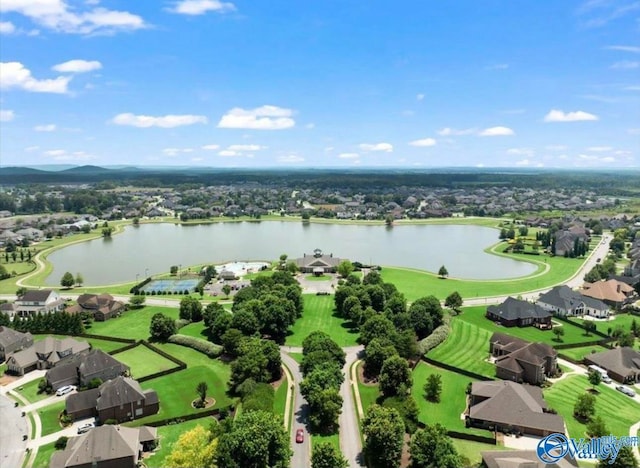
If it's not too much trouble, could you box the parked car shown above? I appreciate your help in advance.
[55,385,74,396]
[295,429,304,443]
[616,385,635,397]
[77,422,95,434]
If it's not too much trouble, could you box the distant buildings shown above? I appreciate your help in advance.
[295,249,342,275]
[6,336,90,376]
[66,294,125,322]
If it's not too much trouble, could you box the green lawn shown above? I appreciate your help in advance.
[286,295,359,347]
[558,345,611,362]
[273,379,289,427]
[86,306,179,340]
[458,306,594,346]
[305,274,332,281]
[31,441,57,468]
[33,334,131,353]
[312,432,341,454]
[112,345,179,379]
[453,440,511,466]
[14,378,49,404]
[178,322,209,339]
[288,352,304,364]
[428,319,495,378]
[544,375,640,439]
[146,419,207,468]
[411,362,489,437]
[37,401,66,436]
[573,314,636,336]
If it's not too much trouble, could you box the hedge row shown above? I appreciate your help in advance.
[167,334,223,358]
[417,314,451,356]
[174,319,191,330]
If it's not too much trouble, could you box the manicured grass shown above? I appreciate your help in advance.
[0,259,36,277]
[411,362,489,437]
[273,379,289,426]
[86,306,179,340]
[305,274,332,281]
[357,383,381,415]
[286,295,359,347]
[288,352,303,364]
[558,345,610,362]
[33,334,129,353]
[458,306,594,346]
[146,419,207,468]
[37,400,66,436]
[428,319,495,378]
[544,375,640,440]
[112,345,179,379]
[14,378,49,404]
[133,365,232,426]
[452,440,511,466]
[178,322,209,339]
[573,314,636,336]
[0,362,7,375]
[31,441,57,468]
[312,432,341,453]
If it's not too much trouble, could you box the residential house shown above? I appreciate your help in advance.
[554,229,588,257]
[66,376,159,422]
[584,347,640,384]
[537,285,610,318]
[14,290,65,317]
[295,249,342,274]
[45,349,129,391]
[486,297,552,329]
[466,380,565,437]
[15,227,44,241]
[6,337,90,376]
[481,450,578,468]
[65,294,125,321]
[490,333,557,385]
[49,424,157,468]
[581,279,635,308]
[0,326,33,361]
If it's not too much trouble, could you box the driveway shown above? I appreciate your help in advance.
[0,393,28,468]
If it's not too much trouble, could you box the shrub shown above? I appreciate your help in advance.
[175,318,191,330]
[103,419,117,425]
[168,334,223,358]
[54,436,68,450]
[417,315,451,355]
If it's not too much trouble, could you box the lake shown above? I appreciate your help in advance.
[45,222,537,286]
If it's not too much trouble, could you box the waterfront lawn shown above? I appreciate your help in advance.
[411,362,489,437]
[458,306,592,346]
[133,365,232,426]
[31,441,57,468]
[112,345,179,379]
[428,319,495,378]
[146,419,207,468]
[87,306,179,340]
[544,375,640,440]
[14,378,49,404]
[38,400,66,436]
[286,295,359,347]
[33,334,128,353]
[558,345,611,362]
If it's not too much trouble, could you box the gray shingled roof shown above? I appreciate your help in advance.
[96,376,146,410]
[586,347,640,378]
[487,297,551,321]
[66,388,100,415]
[18,289,56,303]
[538,285,608,312]
[0,326,30,349]
[482,450,579,468]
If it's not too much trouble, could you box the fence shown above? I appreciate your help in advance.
[553,339,613,350]
[421,356,494,382]
[144,405,235,427]
[416,421,497,445]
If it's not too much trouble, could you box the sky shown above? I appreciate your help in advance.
[0,0,639,169]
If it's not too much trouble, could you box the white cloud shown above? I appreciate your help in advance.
[0,62,71,93]
[478,126,514,136]
[43,149,95,161]
[217,105,295,130]
[506,147,534,157]
[543,109,599,122]
[416,93,424,101]
[34,124,56,132]
[515,159,531,166]
[201,144,220,150]
[52,59,102,73]
[605,45,640,53]
[111,113,208,128]
[409,138,437,147]
[0,109,15,121]
[338,153,359,159]
[227,144,265,151]
[437,127,476,136]
[25,145,40,152]
[610,60,639,69]
[277,154,304,163]
[586,146,613,152]
[44,149,66,157]
[0,0,146,34]
[0,21,16,34]
[358,143,393,152]
[218,150,239,157]
[163,147,194,156]
[545,145,569,151]
[169,0,235,15]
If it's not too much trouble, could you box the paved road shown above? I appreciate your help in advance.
[280,351,311,468]
[0,393,28,468]
[339,347,366,468]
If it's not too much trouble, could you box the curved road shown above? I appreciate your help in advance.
[280,351,311,468]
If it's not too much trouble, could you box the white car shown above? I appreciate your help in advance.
[616,385,635,397]
[77,422,95,434]
[55,385,74,396]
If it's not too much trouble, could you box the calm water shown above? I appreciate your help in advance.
[45,222,537,286]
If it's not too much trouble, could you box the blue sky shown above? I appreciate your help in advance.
[0,0,638,168]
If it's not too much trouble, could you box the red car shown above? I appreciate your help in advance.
[295,429,304,443]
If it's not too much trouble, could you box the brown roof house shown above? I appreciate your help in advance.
[486,297,552,329]
[49,424,157,468]
[45,349,129,391]
[66,376,159,423]
[14,289,65,317]
[0,326,33,361]
[6,337,90,376]
[466,380,565,437]
[581,279,635,308]
[490,333,558,385]
[584,347,640,384]
[481,450,578,468]
[66,294,125,322]
[295,249,342,275]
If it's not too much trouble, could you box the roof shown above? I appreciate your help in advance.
[17,289,56,303]
[96,376,146,410]
[66,388,100,415]
[537,286,608,312]
[295,252,342,269]
[487,297,551,321]
[482,450,578,468]
[469,381,565,434]
[0,326,31,349]
[46,349,128,387]
[585,347,640,378]
[581,279,634,303]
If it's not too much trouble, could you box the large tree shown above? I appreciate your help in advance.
[362,405,404,468]
[438,265,448,278]
[311,442,348,468]
[166,425,217,468]
[444,291,463,311]
[60,271,75,288]
[337,260,355,278]
[379,355,412,397]
[149,312,176,341]
[408,296,443,339]
[364,338,398,377]
[597,446,638,468]
[179,296,203,322]
[409,424,462,468]
[360,315,396,346]
[302,331,346,366]
[423,373,442,402]
[573,392,596,422]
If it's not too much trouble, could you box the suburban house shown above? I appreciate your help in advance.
[481,450,579,468]
[584,347,640,383]
[65,294,125,321]
[580,279,635,308]
[295,249,342,275]
[66,376,159,422]
[554,229,589,257]
[466,380,565,437]
[490,333,558,385]
[45,349,129,391]
[49,424,157,468]
[486,297,552,329]
[6,337,90,376]
[536,285,610,318]
[0,326,33,361]
[14,290,65,317]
